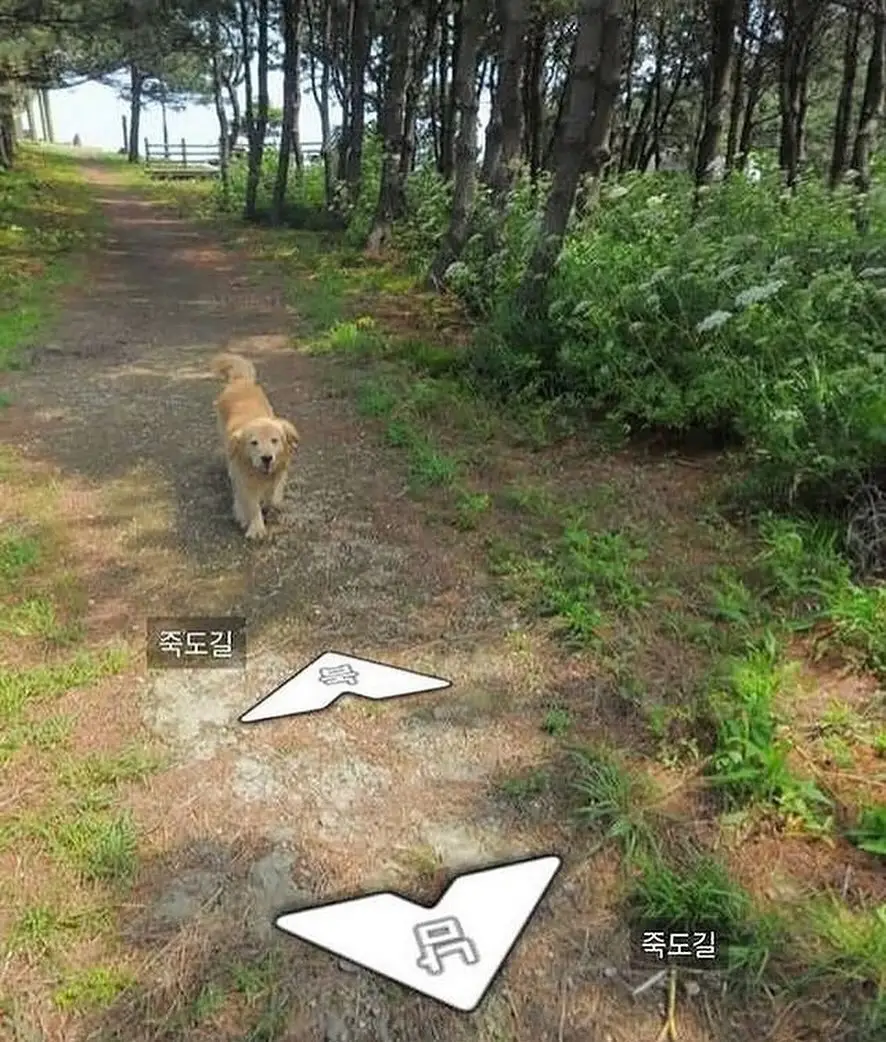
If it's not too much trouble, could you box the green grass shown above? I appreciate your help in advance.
[356,378,400,417]
[629,854,752,928]
[492,522,650,647]
[0,594,60,637]
[6,902,112,956]
[626,851,776,983]
[55,747,167,791]
[0,530,41,582]
[542,706,572,737]
[705,637,832,829]
[847,805,886,857]
[0,641,128,766]
[0,647,129,730]
[572,746,661,860]
[1,740,160,882]
[796,900,886,1033]
[48,807,140,883]
[497,768,550,806]
[453,489,492,530]
[53,965,135,1010]
[0,147,103,372]
[0,713,74,765]
[755,514,886,677]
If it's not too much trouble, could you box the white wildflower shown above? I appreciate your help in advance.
[443,261,471,287]
[716,264,743,282]
[696,310,732,333]
[735,279,786,308]
[641,266,673,289]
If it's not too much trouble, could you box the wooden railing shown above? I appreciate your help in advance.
[143,138,325,179]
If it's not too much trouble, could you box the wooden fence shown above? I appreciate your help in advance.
[143,138,325,179]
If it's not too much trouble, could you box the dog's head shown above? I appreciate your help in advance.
[230,417,299,475]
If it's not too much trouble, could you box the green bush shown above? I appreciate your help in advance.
[394,166,886,509]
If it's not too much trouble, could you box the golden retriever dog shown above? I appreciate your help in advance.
[211,352,299,540]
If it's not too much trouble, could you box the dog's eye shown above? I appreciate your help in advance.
[250,439,259,447]
[271,437,279,445]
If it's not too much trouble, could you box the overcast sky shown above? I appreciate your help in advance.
[44,69,326,151]
[43,71,491,154]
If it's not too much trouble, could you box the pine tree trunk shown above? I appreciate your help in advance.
[521,16,545,179]
[725,0,750,171]
[0,97,16,169]
[210,17,231,203]
[344,0,373,201]
[850,0,886,194]
[367,0,415,253]
[440,1,461,179]
[225,79,241,153]
[428,0,485,286]
[518,0,624,317]
[127,64,143,162]
[482,0,531,200]
[40,88,53,142]
[778,0,820,189]
[695,0,740,187]
[736,5,772,169]
[618,0,640,172]
[831,4,863,188]
[305,0,334,208]
[273,0,303,224]
[402,0,441,179]
[244,0,270,220]
[647,11,667,170]
[628,77,654,169]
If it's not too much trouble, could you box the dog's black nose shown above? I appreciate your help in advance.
[261,454,273,466]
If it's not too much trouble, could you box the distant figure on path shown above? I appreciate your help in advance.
[72,134,81,147]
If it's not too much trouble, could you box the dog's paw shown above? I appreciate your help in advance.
[245,519,266,540]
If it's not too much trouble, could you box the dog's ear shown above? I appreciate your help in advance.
[227,429,245,459]
[279,420,300,450]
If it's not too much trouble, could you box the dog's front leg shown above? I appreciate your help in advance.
[231,474,266,540]
[241,492,266,539]
[269,471,287,508]
[244,511,266,539]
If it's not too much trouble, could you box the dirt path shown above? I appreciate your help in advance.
[0,166,718,1042]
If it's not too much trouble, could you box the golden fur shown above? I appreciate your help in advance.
[211,352,299,540]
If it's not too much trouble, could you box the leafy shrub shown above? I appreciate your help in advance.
[398,167,886,509]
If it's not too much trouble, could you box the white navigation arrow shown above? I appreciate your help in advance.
[274,855,562,1012]
[240,650,451,723]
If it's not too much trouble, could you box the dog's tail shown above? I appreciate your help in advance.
[211,352,256,384]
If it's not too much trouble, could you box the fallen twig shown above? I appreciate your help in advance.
[655,967,679,1042]
[632,969,667,997]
